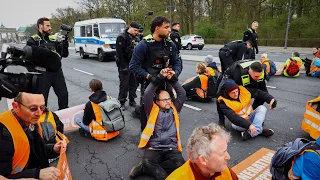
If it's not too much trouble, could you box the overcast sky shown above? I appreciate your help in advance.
[0,0,79,29]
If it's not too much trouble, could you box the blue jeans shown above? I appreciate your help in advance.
[75,116,90,133]
[311,70,320,78]
[232,105,267,137]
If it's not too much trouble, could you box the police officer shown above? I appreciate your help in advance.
[27,17,69,110]
[219,40,253,72]
[217,60,269,126]
[116,22,140,109]
[243,21,259,59]
[170,22,182,70]
[129,16,182,131]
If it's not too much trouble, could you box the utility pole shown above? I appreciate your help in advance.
[284,0,292,49]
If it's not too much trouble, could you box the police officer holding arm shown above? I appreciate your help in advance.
[116,22,140,109]
[27,17,69,110]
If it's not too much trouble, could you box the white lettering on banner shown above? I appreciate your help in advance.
[55,104,85,132]
[238,152,274,180]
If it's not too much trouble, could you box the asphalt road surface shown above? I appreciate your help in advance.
[1,45,319,180]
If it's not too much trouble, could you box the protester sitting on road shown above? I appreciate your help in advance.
[182,62,215,101]
[129,68,186,180]
[0,92,65,179]
[260,53,276,81]
[76,79,120,141]
[275,52,303,77]
[307,47,320,78]
[204,55,220,76]
[167,123,238,180]
[217,79,277,141]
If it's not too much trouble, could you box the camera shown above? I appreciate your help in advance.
[0,44,42,99]
[53,24,73,42]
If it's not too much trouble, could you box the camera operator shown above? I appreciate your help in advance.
[27,17,69,110]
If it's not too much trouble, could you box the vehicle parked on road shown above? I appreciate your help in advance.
[181,35,205,50]
[74,18,126,61]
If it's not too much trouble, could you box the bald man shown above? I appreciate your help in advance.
[0,92,65,180]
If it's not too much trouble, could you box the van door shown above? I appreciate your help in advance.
[92,23,100,54]
[85,24,93,53]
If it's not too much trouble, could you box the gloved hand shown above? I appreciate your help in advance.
[269,99,277,109]
[148,74,163,86]
[256,49,259,54]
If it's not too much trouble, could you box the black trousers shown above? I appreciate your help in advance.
[118,70,138,103]
[142,149,185,180]
[40,68,68,110]
[219,50,235,72]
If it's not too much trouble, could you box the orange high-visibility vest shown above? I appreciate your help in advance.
[206,67,216,77]
[195,74,209,99]
[310,57,320,73]
[218,86,253,120]
[0,110,30,174]
[302,96,320,140]
[89,102,120,141]
[38,111,69,144]
[261,58,271,75]
[139,102,182,152]
[166,160,232,180]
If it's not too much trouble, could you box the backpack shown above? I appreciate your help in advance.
[286,58,300,76]
[206,75,218,99]
[98,96,125,132]
[269,60,277,76]
[270,138,320,180]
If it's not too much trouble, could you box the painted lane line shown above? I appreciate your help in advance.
[73,68,94,76]
[137,88,201,111]
[266,85,277,89]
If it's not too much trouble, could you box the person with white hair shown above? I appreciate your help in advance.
[167,123,239,180]
[260,53,277,81]
[204,55,220,77]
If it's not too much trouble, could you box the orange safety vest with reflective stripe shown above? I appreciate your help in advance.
[310,57,320,73]
[139,102,182,152]
[166,160,232,180]
[206,67,216,76]
[288,148,320,180]
[38,111,69,144]
[0,110,29,174]
[195,74,209,99]
[261,58,271,75]
[301,96,320,140]
[217,86,253,120]
[89,102,120,141]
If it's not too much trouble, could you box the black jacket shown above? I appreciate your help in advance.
[27,31,69,58]
[0,114,59,179]
[223,41,247,61]
[218,87,273,129]
[170,29,181,54]
[243,28,258,52]
[83,90,107,126]
[116,30,138,71]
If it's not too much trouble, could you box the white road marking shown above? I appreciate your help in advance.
[73,68,94,76]
[69,54,79,57]
[136,88,202,111]
[266,85,277,89]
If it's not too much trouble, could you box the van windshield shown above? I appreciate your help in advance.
[99,23,126,38]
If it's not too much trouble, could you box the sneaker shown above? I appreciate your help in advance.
[262,129,274,137]
[79,128,90,137]
[129,101,137,107]
[129,161,143,178]
[241,131,252,141]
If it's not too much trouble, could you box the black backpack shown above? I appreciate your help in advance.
[270,138,320,180]
[206,75,218,99]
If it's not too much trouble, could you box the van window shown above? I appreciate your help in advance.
[93,24,99,37]
[74,26,80,37]
[80,26,85,37]
[86,25,92,37]
[99,23,126,38]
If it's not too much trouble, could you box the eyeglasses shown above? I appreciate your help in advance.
[16,102,46,112]
[157,98,171,102]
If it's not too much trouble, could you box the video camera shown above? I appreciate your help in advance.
[0,44,62,99]
[52,24,73,42]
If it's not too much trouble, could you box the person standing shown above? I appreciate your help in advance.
[243,21,259,58]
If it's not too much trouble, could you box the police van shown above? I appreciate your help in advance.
[74,18,126,61]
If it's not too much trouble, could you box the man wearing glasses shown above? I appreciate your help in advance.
[0,92,66,180]
[129,68,186,180]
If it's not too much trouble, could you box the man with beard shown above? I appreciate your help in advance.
[27,17,69,110]
[129,16,182,131]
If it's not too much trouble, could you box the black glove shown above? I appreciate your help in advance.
[271,99,277,109]
[168,74,178,83]
[256,48,259,54]
[148,74,164,86]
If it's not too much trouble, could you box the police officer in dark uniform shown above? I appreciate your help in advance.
[217,60,271,126]
[129,16,182,131]
[116,22,140,109]
[170,22,182,70]
[243,21,259,59]
[219,40,253,72]
[27,17,69,110]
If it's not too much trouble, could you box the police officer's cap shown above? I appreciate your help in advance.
[129,22,140,29]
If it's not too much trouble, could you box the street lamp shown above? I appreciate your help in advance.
[284,0,293,49]
[165,0,177,25]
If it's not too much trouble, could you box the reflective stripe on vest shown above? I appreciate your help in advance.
[139,102,182,152]
[0,110,30,174]
[166,160,232,180]
[89,102,120,141]
[218,86,253,120]
[301,96,320,140]
[195,74,209,98]
[239,60,265,85]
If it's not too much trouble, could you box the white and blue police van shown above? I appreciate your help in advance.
[74,18,126,61]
